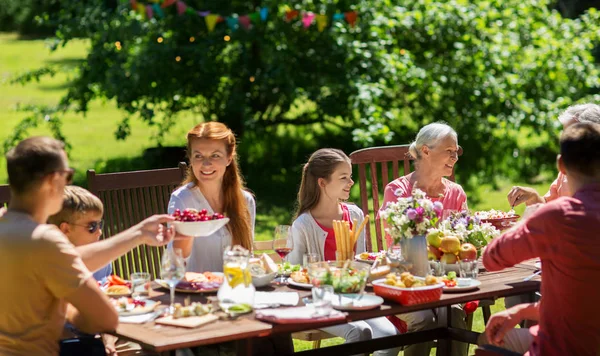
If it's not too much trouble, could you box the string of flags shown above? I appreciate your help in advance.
[127,0,358,33]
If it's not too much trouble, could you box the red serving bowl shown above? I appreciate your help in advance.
[480,215,520,231]
[372,278,444,306]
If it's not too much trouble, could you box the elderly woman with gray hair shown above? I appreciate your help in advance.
[508,103,600,206]
[379,122,469,356]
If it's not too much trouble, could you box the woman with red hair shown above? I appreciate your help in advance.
[168,122,255,272]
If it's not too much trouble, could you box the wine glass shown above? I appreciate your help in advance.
[161,247,186,314]
[272,225,293,284]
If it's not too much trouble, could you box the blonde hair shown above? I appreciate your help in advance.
[47,185,104,225]
[182,122,253,250]
[408,122,458,160]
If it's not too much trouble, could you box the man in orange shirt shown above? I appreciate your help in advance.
[0,137,178,355]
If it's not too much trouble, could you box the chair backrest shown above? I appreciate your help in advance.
[349,145,460,252]
[87,162,188,280]
[252,240,282,263]
[0,184,10,207]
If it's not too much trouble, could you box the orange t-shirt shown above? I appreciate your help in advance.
[0,211,91,356]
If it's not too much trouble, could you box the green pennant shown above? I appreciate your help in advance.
[249,12,260,23]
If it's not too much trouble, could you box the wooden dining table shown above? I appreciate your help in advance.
[114,261,541,356]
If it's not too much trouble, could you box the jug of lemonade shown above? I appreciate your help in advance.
[217,245,255,308]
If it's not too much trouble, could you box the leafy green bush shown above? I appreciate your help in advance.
[7,0,600,191]
[0,0,61,35]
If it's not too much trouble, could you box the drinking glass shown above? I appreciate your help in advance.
[130,272,151,299]
[272,225,293,284]
[311,285,334,316]
[303,253,320,268]
[161,247,186,314]
[429,260,445,277]
[458,259,478,279]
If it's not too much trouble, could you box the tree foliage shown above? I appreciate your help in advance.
[7,0,600,186]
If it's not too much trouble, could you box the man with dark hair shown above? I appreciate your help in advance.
[0,137,179,355]
[479,122,600,356]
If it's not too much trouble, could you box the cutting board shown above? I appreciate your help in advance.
[155,314,219,328]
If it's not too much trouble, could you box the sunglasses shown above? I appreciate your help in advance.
[70,220,104,234]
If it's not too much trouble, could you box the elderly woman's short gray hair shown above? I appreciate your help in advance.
[408,122,458,160]
[558,103,600,126]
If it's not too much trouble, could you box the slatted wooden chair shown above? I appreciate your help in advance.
[349,145,491,331]
[252,240,336,349]
[0,184,10,207]
[87,163,187,280]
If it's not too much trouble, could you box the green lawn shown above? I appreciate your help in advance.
[0,32,549,354]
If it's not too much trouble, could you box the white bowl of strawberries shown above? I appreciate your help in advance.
[171,208,230,237]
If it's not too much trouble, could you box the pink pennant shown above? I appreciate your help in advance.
[302,12,315,28]
[176,1,187,15]
[239,15,251,30]
[146,5,154,19]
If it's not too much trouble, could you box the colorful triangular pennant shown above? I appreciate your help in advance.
[146,5,154,19]
[205,14,219,32]
[344,11,357,27]
[239,15,251,30]
[226,17,239,31]
[316,14,328,32]
[286,10,299,22]
[260,7,268,21]
[176,1,187,15]
[249,12,260,23]
[152,4,164,18]
[161,0,176,8]
[302,12,315,28]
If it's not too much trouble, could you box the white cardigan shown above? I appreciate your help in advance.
[288,203,367,265]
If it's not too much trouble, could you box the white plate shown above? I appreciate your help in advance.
[443,279,482,293]
[171,218,230,237]
[114,299,158,316]
[332,294,384,311]
[354,253,380,265]
[286,277,312,289]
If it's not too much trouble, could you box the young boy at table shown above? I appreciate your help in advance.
[0,136,178,356]
[480,122,600,356]
[48,185,112,281]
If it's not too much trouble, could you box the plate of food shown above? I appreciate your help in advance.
[100,275,132,297]
[112,297,159,316]
[170,208,230,237]
[155,272,223,293]
[277,262,302,277]
[331,294,384,311]
[440,272,481,292]
[372,273,445,305]
[474,209,520,230]
[307,261,370,294]
[287,269,312,289]
[355,252,382,264]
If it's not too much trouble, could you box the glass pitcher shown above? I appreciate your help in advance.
[217,245,255,308]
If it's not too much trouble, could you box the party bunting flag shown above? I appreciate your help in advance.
[226,17,239,31]
[130,0,138,10]
[160,0,176,8]
[302,12,315,28]
[152,4,164,18]
[285,10,299,22]
[136,3,146,18]
[260,7,268,21]
[197,10,210,17]
[316,14,328,32]
[205,14,219,32]
[249,12,260,23]
[344,11,357,27]
[239,15,251,30]
[146,5,154,19]
[176,1,187,15]
[217,16,225,23]
[333,12,344,21]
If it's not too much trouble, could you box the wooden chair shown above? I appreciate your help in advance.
[0,184,10,207]
[87,163,188,280]
[252,240,336,349]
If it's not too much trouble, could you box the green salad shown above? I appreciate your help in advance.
[318,268,369,294]
[278,262,302,274]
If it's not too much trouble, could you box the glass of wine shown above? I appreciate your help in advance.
[272,225,293,284]
[160,247,186,314]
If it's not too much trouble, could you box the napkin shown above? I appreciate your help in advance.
[255,306,346,324]
[119,312,159,324]
[253,292,299,309]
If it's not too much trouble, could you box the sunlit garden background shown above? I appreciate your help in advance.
[1,0,599,353]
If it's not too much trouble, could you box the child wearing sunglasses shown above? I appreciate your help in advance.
[48,185,111,281]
